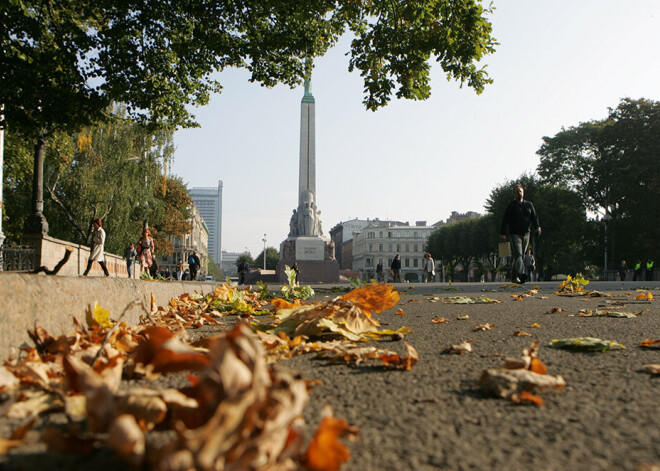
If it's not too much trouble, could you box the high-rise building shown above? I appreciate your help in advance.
[189,181,223,265]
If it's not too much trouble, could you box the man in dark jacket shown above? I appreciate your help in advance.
[390,254,402,283]
[188,252,200,281]
[500,184,541,284]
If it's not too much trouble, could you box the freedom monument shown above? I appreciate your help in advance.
[276,79,339,283]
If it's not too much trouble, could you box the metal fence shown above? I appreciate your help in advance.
[1,244,36,272]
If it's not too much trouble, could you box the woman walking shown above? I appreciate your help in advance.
[138,228,155,274]
[83,218,110,276]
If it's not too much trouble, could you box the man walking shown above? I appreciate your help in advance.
[188,251,200,281]
[500,184,541,284]
[422,253,435,282]
[124,243,137,279]
[391,254,402,283]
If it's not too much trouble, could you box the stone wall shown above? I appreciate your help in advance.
[0,273,216,359]
[23,234,133,277]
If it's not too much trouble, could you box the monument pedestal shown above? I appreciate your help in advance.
[277,237,339,283]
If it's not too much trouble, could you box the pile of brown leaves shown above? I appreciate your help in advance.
[0,282,414,470]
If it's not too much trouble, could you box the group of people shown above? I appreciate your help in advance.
[83,221,202,280]
[620,259,655,282]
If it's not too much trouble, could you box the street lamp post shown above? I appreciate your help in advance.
[603,213,611,280]
[262,234,267,270]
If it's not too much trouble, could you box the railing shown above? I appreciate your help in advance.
[1,244,36,272]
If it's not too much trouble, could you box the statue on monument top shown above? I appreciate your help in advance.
[289,190,322,237]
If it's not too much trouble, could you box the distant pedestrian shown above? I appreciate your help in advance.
[238,260,248,285]
[646,258,655,281]
[524,249,536,282]
[376,260,384,282]
[618,260,628,281]
[124,243,137,279]
[391,254,402,283]
[292,262,300,285]
[422,253,435,282]
[500,184,541,284]
[177,259,185,281]
[138,228,155,275]
[149,258,159,278]
[83,218,110,276]
[188,251,200,281]
[633,261,643,281]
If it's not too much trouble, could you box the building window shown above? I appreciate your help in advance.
[379,231,383,238]
[413,259,419,268]
[414,244,418,252]
[379,243,383,252]
[388,244,393,252]
[368,243,373,252]
[405,243,410,252]
[396,243,401,252]
[388,232,393,238]
[404,258,410,267]
[388,258,392,266]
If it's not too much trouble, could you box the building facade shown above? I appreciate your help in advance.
[352,221,439,281]
[221,250,246,277]
[189,181,223,265]
[329,218,404,269]
[160,204,209,278]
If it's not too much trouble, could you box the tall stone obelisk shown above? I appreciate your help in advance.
[299,80,315,208]
[277,76,339,283]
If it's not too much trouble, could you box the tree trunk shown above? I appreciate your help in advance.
[23,135,49,235]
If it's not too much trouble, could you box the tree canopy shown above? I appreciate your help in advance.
[537,98,660,262]
[1,0,496,136]
[254,247,280,271]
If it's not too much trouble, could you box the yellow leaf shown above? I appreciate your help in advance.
[396,309,405,315]
[86,302,113,328]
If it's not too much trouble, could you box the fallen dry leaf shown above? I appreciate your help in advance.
[641,339,660,349]
[339,284,401,315]
[642,364,660,375]
[396,309,406,315]
[514,331,532,337]
[444,342,472,354]
[529,323,541,328]
[303,408,359,471]
[108,414,145,468]
[547,307,566,314]
[475,323,495,331]
[432,317,449,324]
[456,314,470,320]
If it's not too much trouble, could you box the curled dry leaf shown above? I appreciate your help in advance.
[514,331,532,337]
[641,364,660,375]
[529,323,541,328]
[479,368,566,401]
[456,314,470,320]
[641,339,660,349]
[547,307,566,314]
[133,326,210,374]
[432,317,449,324]
[444,342,472,354]
[635,292,653,300]
[475,323,495,331]
[396,309,406,315]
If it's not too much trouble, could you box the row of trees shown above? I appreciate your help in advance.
[4,112,192,256]
[236,248,280,272]
[428,98,659,280]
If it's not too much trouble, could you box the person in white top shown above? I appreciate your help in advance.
[422,253,435,282]
[83,218,110,276]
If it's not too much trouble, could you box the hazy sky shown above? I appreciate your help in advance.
[172,1,660,257]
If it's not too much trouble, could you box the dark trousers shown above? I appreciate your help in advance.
[190,266,197,281]
[84,259,109,276]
